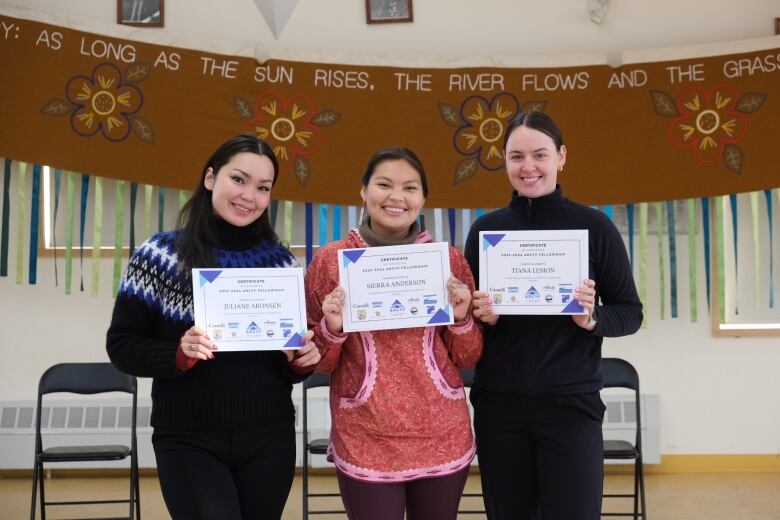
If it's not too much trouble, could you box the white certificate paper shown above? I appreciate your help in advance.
[478,230,589,315]
[191,267,307,351]
[338,242,454,332]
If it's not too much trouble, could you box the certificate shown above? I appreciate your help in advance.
[338,242,454,332]
[478,230,588,315]
[191,267,307,351]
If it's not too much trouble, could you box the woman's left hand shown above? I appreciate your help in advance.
[282,330,321,368]
[447,276,472,321]
[572,278,598,330]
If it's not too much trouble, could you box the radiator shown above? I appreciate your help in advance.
[0,393,660,469]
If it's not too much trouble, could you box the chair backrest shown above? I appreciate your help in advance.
[303,371,330,390]
[39,363,136,395]
[601,358,639,391]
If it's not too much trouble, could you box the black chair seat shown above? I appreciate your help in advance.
[41,445,131,461]
[309,438,329,455]
[603,440,638,459]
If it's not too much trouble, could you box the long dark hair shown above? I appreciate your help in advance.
[176,133,280,271]
[361,147,429,197]
[503,110,564,151]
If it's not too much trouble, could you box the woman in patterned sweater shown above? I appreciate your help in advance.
[305,147,483,520]
[107,134,320,520]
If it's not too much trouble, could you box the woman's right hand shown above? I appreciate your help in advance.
[472,290,499,325]
[322,287,346,334]
[179,326,215,361]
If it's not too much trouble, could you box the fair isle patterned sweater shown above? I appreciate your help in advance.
[305,229,483,483]
[106,224,303,431]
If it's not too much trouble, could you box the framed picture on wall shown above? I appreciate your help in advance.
[365,0,413,24]
[117,0,164,27]
[775,17,780,35]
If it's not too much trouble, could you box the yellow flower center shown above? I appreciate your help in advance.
[695,109,720,135]
[479,117,503,143]
[91,90,117,116]
[271,117,296,142]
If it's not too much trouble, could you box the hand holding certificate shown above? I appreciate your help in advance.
[192,267,308,351]
[478,230,589,315]
[338,242,454,332]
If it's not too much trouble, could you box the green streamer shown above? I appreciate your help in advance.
[178,189,189,210]
[750,192,760,310]
[90,177,103,297]
[144,184,153,240]
[284,200,293,245]
[113,181,125,296]
[15,162,27,284]
[715,197,726,324]
[158,187,166,232]
[64,172,75,294]
[687,199,697,322]
[654,202,665,320]
[638,203,648,328]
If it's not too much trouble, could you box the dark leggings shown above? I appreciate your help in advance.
[336,466,469,520]
[474,391,606,520]
[152,419,295,520]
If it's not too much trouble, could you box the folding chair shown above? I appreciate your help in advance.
[459,367,485,516]
[601,357,647,519]
[301,372,345,518]
[30,362,140,520]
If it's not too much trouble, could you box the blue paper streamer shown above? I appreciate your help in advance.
[626,203,634,268]
[270,199,278,231]
[448,208,456,245]
[1,160,12,277]
[158,187,166,232]
[475,208,485,218]
[701,197,710,310]
[28,165,41,284]
[766,190,774,308]
[129,182,138,257]
[79,174,90,292]
[305,202,313,266]
[319,204,328,246]
[666,201,677,318]
[602,204,614,220]
[332,205,342,240]
[53,168,62,285]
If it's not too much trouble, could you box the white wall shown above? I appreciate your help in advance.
[2,0,780,458]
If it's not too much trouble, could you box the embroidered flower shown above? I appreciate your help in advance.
[65,63,143,141]
[453,93,520,171]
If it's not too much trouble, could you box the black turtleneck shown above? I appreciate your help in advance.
[464,185,642,396]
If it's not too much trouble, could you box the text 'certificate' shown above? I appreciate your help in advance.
[479,230,588,315]
[338,242,453,332]
[192,267,307,351]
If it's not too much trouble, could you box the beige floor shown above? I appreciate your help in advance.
[3,470,779,519]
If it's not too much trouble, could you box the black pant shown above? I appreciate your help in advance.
[152,418,295,520]
[473,391,605,520]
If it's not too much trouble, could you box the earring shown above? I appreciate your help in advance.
[558,165,563,172]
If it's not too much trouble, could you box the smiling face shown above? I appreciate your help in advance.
[203,151,275,227]
[505,125,566,199]
[361,159,426,242]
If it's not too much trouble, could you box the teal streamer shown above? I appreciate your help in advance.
[270,199,279,231]
[729,194,739,315]
[305,202,313,266]
[766,190,774,308]
[158,188,166,232]
[603,205,614,220]
[475,208,485,218]
[701,197,710,310]
[626,203,635,268]
[129,182,138,257]
[1,159,11,277]
[333,205,342,240]
[79,174,89,292]
[666,201,678,318]
[319,204,328,246]
[28,165,41,284]
[53,168,62,285]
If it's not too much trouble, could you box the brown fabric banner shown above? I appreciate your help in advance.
[1,14,779,207]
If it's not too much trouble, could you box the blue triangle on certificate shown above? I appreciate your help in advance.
[482,234,506,250]
[283,332,304,348]
[427,308,451,324]
[342,249,366,267]
[199,270,222,287]
[561,299,584,313]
